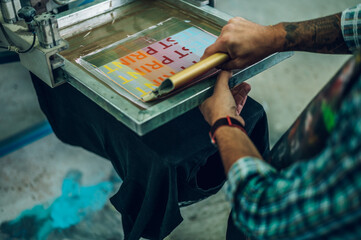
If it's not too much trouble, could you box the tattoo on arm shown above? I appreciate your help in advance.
[282,13,351,54]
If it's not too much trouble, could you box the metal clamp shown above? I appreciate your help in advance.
[0,0,21,23]
[0,8,69,87]
[33,12,61,48]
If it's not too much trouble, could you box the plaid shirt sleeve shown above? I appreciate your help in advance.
[342,4,361,52]
[224,77,361,239]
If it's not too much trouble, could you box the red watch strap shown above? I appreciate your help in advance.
[209,116,247,144]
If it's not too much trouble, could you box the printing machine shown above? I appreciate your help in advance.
[0,0,293,136]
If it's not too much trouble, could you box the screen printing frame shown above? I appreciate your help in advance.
[56,0,293,136]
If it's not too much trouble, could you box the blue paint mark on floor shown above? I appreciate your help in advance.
[0,170,116,240]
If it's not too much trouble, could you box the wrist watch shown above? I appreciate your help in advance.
[209,115,247,145]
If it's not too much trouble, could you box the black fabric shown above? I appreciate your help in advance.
[31,73,269,240]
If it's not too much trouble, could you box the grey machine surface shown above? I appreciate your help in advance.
[0,0,293,136]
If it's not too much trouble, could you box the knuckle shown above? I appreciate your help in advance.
[220,34,231,44]
[228,17,243,24]
[223,23,234,32]
[228,17,240,24]
[227,18,235,24]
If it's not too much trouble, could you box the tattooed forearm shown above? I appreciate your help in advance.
[281,13,351,54]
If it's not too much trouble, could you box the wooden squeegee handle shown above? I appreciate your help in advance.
[169,53,230,89]
[142,53,230,102]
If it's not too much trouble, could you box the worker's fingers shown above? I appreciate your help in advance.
[220,57,250,70]
[201,40,227,60]
[231,82,251,115]
[231,82,251,100]
[213,71,232,95]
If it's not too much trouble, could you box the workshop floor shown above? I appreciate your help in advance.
[0,0,356,239]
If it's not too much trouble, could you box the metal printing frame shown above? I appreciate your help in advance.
[1,0,293,136]
[55,0,293,136]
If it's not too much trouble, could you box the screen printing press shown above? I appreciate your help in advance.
[0,0,293,136]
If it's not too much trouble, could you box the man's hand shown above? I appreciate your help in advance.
[202,14,350,70]
[200,71,262,173]
[199,71,250,126]
[201,17,284,70]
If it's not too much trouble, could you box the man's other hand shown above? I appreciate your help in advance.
[199,71,250,126]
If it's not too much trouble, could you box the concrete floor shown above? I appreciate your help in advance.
[0,0,357,239]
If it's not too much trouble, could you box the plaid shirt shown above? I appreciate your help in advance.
[224,5,361,240]
[342,4,361,52]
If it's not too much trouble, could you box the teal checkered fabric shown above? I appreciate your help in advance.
[224,6,361,239]
[225,75,361,239]
[342,4,361,52]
